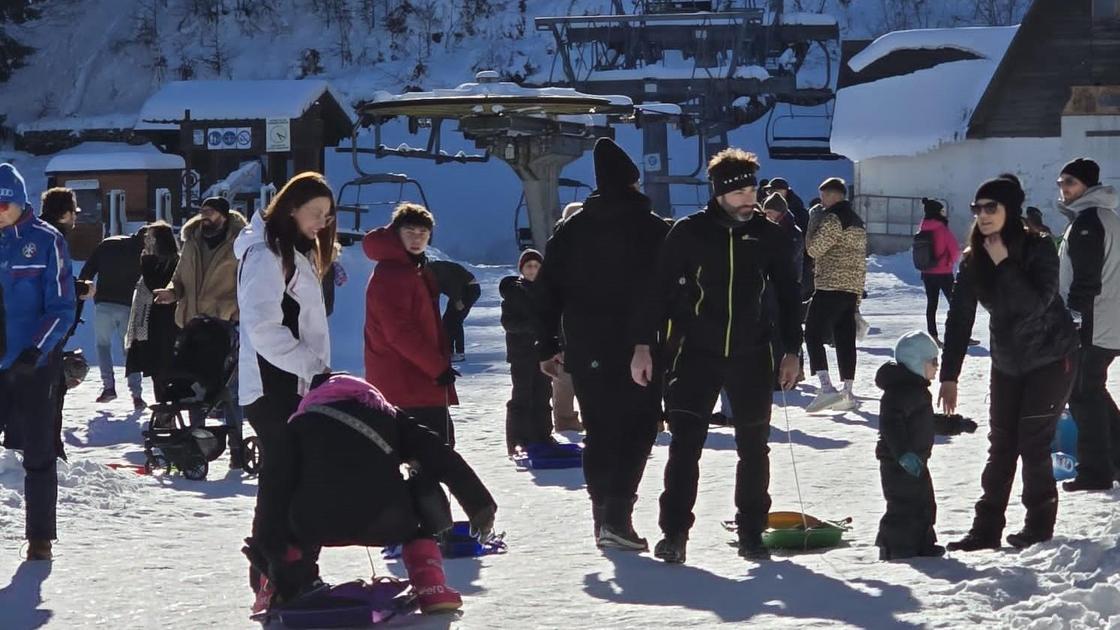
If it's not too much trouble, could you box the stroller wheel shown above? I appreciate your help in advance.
[144,454,170,476]
[243,436,262,475]
[182,458,209,481]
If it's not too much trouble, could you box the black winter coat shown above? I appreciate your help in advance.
[941,231,1079,381]
[500,275,537,364]
[428,261,477,304]
[288,399,495,548]
[535,187,670,371]
[638,200,803,359]
[126,255,179,379]
[79,235,144,306]
[875,362,935,462]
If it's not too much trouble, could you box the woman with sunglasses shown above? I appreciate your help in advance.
[938,174,1079,552]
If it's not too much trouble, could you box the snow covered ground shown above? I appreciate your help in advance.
[2,251,1119,629]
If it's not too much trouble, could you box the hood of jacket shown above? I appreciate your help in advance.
[362,226,417,265]
[182,210,248,245]
[826,200,865,230]
[875,361,929,391]
[292,374,396,421]
[233,210,267,260]
[581,187,654,217]
[1059,185,1119,216]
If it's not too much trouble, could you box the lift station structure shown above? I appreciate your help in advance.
[535,0,842,213]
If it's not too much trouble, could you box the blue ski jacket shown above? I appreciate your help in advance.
[0,209,76,369]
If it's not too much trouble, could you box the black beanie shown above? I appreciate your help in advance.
[518,248,543,271]
[762,192,788,214]
[201,196,231,216]
[974,176,1025,216]
[593,138,640,190]
[921,197,944,218]
[768,177,790,191]
[709,161,759,198]
[1060,158,1101,188]
[818,177,847,196]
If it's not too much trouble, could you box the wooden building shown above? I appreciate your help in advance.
[831,0,1120,253]
[134,80,354,212]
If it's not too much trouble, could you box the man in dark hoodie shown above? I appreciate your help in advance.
[632,148,802,563]
[535,138,669,551]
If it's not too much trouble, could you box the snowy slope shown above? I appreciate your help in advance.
[2,250,1119,629]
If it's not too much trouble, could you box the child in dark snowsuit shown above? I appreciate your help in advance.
[875,330,944,560]
[247,374,497,615]
[499,249,554,455]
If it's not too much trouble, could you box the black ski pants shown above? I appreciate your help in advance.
[659,347,773,540]
[921,273,954,340]
[804,289,858,381]
[971,356,1075,539]
[1069,345,1120,484]
[506,359,553,453]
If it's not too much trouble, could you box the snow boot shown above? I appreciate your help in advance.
[598,497,648,551]
[591,502,605,544]
[1062,477,1113,492]
[737,533,770,561]
[401,538,462,614]
[25,539,52,561]
[654,533,688,564]
[946,532,1000,552]
[96,388,117,404]
[132,396,147,412]
[1006,529,1051,550]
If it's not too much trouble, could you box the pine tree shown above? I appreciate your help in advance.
[0,0,39,83]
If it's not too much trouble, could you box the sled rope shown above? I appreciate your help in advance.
[366,547,377,577]
[779,387,811,547]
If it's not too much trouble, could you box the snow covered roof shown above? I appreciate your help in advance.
[831,26,1018,161]
[135,80,355,130]
[16,113,138,134]
[45,142,185,173]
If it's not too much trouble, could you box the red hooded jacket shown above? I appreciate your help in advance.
[363,227,458,408]
[918,217,961,276]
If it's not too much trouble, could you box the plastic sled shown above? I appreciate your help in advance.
[252,577,416,628]
[382,522,508,560]
[512,441,583,470]
[723,512,851,551]
[1051,411,1078,457]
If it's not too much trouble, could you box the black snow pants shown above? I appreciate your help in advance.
[970,356,1075,539]
[1069,345,1120,485]
[506,358,553,454]
[659,347,773,542]
[804,289,858,381]
[876,461,937,559]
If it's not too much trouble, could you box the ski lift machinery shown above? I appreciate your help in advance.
[334,172,432,245]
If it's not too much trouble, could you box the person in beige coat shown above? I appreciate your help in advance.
[154,196,249,467]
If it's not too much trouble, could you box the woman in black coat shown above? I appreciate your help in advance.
[938,175,1079,552]
[126,222,180,392]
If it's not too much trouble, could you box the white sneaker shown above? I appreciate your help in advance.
[830,392,858,412]
[451,352,466,363]
[806,390,843,413]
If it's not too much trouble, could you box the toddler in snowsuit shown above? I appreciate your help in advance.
[500,249,554,455]
[875,330,944,560]
[247,374,497,614]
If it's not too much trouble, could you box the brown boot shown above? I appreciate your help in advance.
[26,539,52,561]
[554,413,583,432]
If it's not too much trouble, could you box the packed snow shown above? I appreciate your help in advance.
[847,26,1020,74]
[1,249,1118,629]
[44,143,185,174]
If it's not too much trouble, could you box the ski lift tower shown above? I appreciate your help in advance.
[351,71,632,250]
[536,0,841,213]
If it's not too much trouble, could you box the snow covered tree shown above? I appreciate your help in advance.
[0,0,39,83]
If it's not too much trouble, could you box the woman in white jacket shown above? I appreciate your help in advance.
[234,171,336,607]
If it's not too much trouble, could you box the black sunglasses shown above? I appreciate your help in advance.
[969,201,1000,216]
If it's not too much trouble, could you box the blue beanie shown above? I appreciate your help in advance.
[0,163,28,207]
[894,330,940,378]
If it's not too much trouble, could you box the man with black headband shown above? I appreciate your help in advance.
[631,148,802,563]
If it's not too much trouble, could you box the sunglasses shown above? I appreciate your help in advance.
[969,201,1000,216]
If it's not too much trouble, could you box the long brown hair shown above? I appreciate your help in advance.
[962,211,1027,303]
[262,172,337,280]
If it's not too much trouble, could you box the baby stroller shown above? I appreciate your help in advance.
[142,316,258,479]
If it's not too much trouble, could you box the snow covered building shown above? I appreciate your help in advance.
[831,0,1120,253]
[134,80,354,213]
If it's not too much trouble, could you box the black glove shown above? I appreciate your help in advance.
[11,347,42,377]
[469,503,497,540]
[435,367,460,386]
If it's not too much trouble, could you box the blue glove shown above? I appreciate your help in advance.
[898,452,924,478]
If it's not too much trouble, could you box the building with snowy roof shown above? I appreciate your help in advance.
[830,0,1120,253]
[134,80,354,213]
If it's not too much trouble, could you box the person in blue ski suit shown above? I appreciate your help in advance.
[0,162,77,561]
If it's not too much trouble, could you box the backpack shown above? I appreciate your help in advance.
[912,230,937,271]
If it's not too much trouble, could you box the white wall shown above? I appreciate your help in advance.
[1062,115,1120,188]
[853,137,1065,252]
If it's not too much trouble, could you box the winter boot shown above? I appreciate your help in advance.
[401,538,463,614]
[229,447,245,470]
[598,497,648,551]
[591,502,605,544]
[1062,477,1113,492]
[946,532,1000,552]
[96,388,117,404]
[653,533,688,564]
[25,539,52,561]
[132,396,147,412]
[737,532,770,561]
[1006,529,1052,550]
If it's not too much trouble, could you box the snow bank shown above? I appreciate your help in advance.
[44,142,184,173]
[16,113,138,134]
[832,26,1018,161]
[848,26,1018,73]
[136,80,356,129]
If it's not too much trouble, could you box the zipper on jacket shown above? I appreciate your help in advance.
[725,229,734,358]
[693,267,705,316]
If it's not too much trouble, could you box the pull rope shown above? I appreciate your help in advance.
[779,386,811,545]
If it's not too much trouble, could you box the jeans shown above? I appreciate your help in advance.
[94,302,142,396]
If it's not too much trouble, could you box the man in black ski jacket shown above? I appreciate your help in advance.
[535,137,670,551]
[631,148,802,563]
[79,230,144,407]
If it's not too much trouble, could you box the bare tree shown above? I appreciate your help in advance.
[971,0,1029,26]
